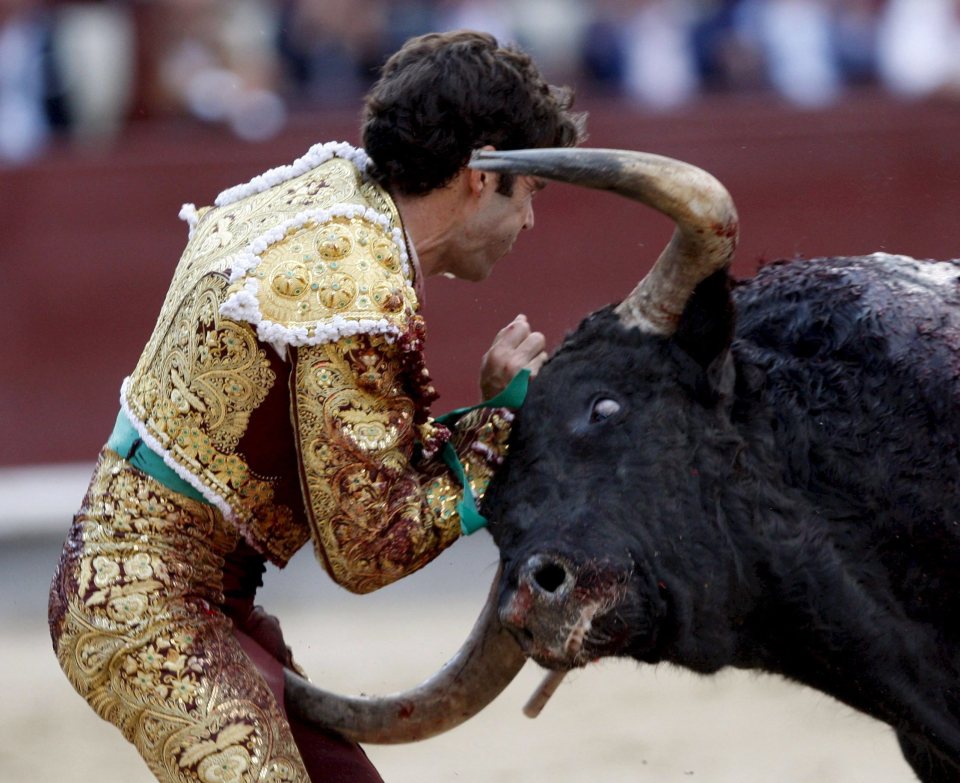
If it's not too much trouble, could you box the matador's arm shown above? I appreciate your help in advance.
[291,333,511,593]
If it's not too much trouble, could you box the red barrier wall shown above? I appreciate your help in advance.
[3,93,960,466]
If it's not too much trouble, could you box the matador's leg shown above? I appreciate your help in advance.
[48,452,377,782]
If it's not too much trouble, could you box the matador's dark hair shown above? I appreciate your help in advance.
[361,30,587,196]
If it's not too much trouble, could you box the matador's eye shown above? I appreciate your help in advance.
[590,397,621,423]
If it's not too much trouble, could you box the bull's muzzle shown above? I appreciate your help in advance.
[499,553,632,671]
[499,553,617,671]
[500,554,576,656]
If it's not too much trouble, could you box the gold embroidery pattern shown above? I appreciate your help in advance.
[227,214,416,335]
[292,336,513,593]
[124,272,305,565]
[49,451,308,783]
[139,156,384,390]
[123,154,404,566]
[358,178,396,220]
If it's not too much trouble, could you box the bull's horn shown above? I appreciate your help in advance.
[470,148,738,335]
[283,568,526,743]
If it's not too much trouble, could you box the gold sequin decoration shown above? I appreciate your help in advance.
[271,263,311,299]
[318,274,358,311]
[227,214,416,337]
[292,335,512,593]
[49,451,309,783]
[317,224,353,260]
[371,239,401,273]
[372,283,404,313]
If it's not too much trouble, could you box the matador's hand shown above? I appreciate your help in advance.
[480,314,548,400]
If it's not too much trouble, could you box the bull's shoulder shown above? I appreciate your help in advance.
[731,253,960,445]
[730,254,960,522]
[736,253,960,304]
[733,253,960,356]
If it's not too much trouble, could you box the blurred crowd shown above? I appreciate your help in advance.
[3,0,960,166]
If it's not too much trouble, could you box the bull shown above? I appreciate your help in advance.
[283,148,960,782]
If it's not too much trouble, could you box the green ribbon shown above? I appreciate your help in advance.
[435,368,530,535]
[107,410,209,504]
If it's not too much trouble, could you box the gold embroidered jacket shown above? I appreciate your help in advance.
[120,142,512,593]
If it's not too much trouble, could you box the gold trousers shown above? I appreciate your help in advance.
[48,450,310,783]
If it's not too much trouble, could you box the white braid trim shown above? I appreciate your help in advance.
[256,313,402,346]
[224,203,410,283]
[214,140,371,208]
[179,203,199,239]
[119,379,236,521]
[220,204,413,350]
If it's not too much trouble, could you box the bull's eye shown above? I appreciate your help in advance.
[590,397,621,423]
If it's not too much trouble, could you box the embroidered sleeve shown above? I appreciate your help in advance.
[292,335,511,594]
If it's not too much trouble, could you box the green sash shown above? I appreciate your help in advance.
[107,410,209,504]
[435,369,530,535]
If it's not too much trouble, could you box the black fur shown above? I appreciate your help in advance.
[483,254,960,781]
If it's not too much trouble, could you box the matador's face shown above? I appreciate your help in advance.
[449,172,543,282]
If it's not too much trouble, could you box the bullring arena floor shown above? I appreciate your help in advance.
[2,506,916,783]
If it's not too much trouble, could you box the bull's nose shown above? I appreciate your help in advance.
[519,554,574,599]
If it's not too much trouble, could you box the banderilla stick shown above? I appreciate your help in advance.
[523,670,569,718]
[522,606,595,718]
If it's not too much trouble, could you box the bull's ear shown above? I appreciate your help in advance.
[672,269,736,394]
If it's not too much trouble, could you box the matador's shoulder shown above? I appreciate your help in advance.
[215,142,418,353]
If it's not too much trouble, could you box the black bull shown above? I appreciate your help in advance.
[284,149,960,781]
[480,225,960,777]
[484,254,960,781]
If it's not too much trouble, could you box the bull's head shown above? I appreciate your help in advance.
[475,149,740,677]
[283,148,739,739]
